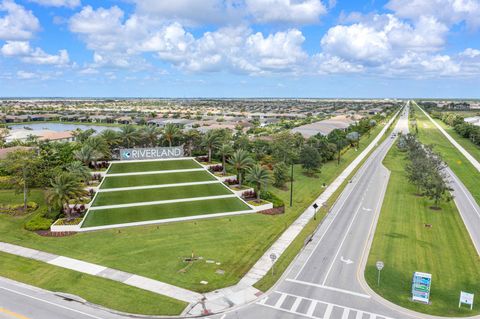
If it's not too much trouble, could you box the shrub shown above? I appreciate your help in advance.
[196,156,209,162]
[208,164,223,172]
[0,176,13,189]
[242,190,257,199]
[24,209,53,231]
[224,178,239,185]
[260,190,285,208]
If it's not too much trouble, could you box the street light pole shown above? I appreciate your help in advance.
[289,162,294,207]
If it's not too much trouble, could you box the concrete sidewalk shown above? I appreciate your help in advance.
[0,242,202,304]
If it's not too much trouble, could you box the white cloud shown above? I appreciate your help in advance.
[29,0,80,8]
[16,70,36,79]
[1,40,70,65]
[386,0,480,29]
[0,0,40,40]
[69,5,123,35]
[246,0,327,24]
[460,48,480,58]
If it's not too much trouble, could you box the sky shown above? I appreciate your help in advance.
[0,0,480,98]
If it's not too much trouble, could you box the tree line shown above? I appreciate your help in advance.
[431,112,480,147]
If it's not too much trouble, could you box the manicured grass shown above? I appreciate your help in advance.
[107,159,201,174]
[365,145,480,316]
[93,183,231,206]
[414,103,480,206]
[0,252,186,316]
[434,118,480,164]
[83,197,251,227]
[101,170,216,189]
[0,116,392,293]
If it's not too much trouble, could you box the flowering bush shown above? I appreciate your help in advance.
[242,190,257,200]
[196,156,209,162]
[223,178,238,185]
[208,165,223,172]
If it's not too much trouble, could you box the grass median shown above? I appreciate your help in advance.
[101,170,216,189]
[0,252,187,316]
[365,145,480,316]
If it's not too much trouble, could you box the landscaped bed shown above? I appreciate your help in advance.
[83,197,252,227]
[101,170,216,189]
[107,159,201,174]
[92,183,233,206]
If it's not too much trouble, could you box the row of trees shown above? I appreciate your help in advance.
[398,134,452,208]
[432,112,480,147]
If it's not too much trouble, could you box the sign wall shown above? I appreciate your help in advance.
[120,146,184,160]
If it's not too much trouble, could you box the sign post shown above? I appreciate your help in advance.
[459,291,474,310]
[412,272,432,304]
[376,261,384,286]
[270,253,277,276]
[313,203,318,220]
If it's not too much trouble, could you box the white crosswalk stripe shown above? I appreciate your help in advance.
[256,291,396,319]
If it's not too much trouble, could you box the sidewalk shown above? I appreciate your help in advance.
[0,242,202,304]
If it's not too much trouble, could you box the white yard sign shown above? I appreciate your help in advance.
[459,291,474,310]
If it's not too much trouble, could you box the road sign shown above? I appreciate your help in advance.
[412,272,432,304]
[376,261,384,271]
[313,203,318,210]
[270,253,277,262]
[459,291,474,310]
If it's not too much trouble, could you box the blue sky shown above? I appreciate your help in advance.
[1,0,480,98]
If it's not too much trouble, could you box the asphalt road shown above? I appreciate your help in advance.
[214,105,422,319]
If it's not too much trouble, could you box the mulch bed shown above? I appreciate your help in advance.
[36,230,77,237]
[258,206,285,215]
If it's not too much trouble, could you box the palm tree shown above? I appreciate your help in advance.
[183,129,200,156]
[84,135,109,158]
[101,129,119,152]
[119,125,139,148]
[229,149,253,187]
[217,143,233,175]
[141,125,160,147]
[202,130,222,163]
[66,161,91,183]
[163,123,179,147]
[47,172,86,220]
[245,164,271,201]
[74,145,102,167]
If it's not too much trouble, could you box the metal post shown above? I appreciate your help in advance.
[377,269,381,286]
[289,163,294,207]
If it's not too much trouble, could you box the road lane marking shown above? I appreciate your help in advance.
[341,307,350,319]
[0,308,30,319]
[273,293,287,308]
[285,279,370,299]
[0,287,104,319]
[291,297,302,312]
[362,207,372,212]
[306,300,317,316]
[324,304,333,319]
[340,256,353,264]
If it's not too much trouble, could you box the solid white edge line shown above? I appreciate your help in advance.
[285,279,371,299]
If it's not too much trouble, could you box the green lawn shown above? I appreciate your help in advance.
[101,170,216,189]
[84,197,251,227]
[107,159,201,174]
[434,118,480,164]
[93,183,231,206]
[0,252,186,315]
[414,102,480,206]
[365,141,480,316]
[0,117,392,294]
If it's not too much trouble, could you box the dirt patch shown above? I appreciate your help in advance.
[36,230,77,237]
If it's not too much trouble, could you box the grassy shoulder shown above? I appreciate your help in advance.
[0,252,187,316]
[414,103,480,206]
[0,118,390,294]
[365,145,480,316]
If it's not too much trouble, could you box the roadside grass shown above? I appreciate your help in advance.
[433,118,480,164]
[414,103,480,206]
[101,170,215,189]
[0,252,186,315]
[0,118,390,294]
[83,197,251,227]
[107,159,201,174]
[365,144,480,316]
[93,183,232,206]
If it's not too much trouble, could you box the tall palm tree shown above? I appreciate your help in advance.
[183,129,200,156]
[74,145,102,167]
[245,164,271,201]
[119,125,139,148]
[229,149,253,187]
[47,172,86,220]
[141,125,160,147]
[217,143,233,175]
[163,123,179,147]
[84,135,109,159]
[66,161,91,183]
[202,130,222,163]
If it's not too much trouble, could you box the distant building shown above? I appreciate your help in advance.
[292,115,361,138]
[465,116,480,126]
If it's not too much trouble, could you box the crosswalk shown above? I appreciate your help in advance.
[256,291,395,319]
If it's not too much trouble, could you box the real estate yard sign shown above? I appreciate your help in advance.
[120,146,184,160]
[412,272,432,303]
[459,291,474,310]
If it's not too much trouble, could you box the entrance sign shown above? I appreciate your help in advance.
[120,146,184,160]
[459,291,474,310]
[412,272,432,303]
